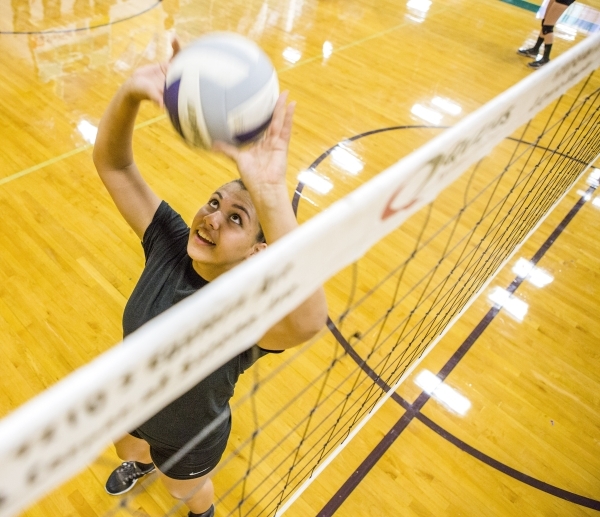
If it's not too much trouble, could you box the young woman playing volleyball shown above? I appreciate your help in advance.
[93,40,328,517]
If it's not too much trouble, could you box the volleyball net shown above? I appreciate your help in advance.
[1,33,599,517]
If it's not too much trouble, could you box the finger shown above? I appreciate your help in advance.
[279,101,295,144]
[146,91,164,108]
[152,93,164,109]
[212,140,240,161]
[156,84,165,109]
[146,79,165,107]
[156,63,168,108]
[266,91,289,139]
[170,34,182,60]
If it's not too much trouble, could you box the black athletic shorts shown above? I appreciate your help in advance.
[555,0,575,6]
[129,414,231,480]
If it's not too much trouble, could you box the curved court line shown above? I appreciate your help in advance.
[292,125,444,215]
[292,125,586,215]
[319,184,600,514]
[0,0,161,35]
[327,318,600,512]
[416,413,600,510]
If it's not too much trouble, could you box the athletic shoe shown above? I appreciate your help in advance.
[517,47,539,58]
[528,57,550,69]
[105,461,155,495]
[188,507,215,517]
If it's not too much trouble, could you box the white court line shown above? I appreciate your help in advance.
[0,115,165,187]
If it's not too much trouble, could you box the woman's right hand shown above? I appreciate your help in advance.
[124,37,181,108]
[93,37,181,239]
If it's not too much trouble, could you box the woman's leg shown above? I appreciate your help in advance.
[114,434,153,464]
[541,0,569,45]
[528,0,570,67]
[157,469,215,515]
[105,434,156,495]
[518,0,558,58]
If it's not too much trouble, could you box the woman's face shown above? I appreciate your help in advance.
[187,182,266,280]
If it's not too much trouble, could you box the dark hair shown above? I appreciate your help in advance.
[228,179,266,244]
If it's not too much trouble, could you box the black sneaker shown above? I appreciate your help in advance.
[517,47,539,58]
[105,461,155,495]
[188,506,215,517]
[528,57,550,69]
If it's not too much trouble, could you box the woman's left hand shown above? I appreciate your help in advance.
[213,92,295,197]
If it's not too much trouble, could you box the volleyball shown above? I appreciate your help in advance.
[163,32,279,149]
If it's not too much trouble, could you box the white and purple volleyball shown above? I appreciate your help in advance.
[164,33,279,149]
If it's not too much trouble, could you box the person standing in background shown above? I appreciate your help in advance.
[517,0,575,68]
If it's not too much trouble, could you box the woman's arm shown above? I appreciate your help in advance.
[214,93,328,350]
[93,49,178,238]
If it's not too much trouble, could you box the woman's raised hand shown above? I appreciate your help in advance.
[125,37,182,107]
[213,92,295,195]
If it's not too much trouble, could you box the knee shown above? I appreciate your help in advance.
[166,484,193,501]
[166,477,213,502]
[113,436,151,463]
[114,441,131,460]
[542,24,554,34]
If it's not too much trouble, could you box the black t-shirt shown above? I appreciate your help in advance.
[123,201,275,451]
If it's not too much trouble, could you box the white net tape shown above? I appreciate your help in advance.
[0,32,598,517]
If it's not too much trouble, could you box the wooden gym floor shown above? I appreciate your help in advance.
[0,0,599,515]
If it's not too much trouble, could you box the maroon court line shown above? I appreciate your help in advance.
[318,185,600,515]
